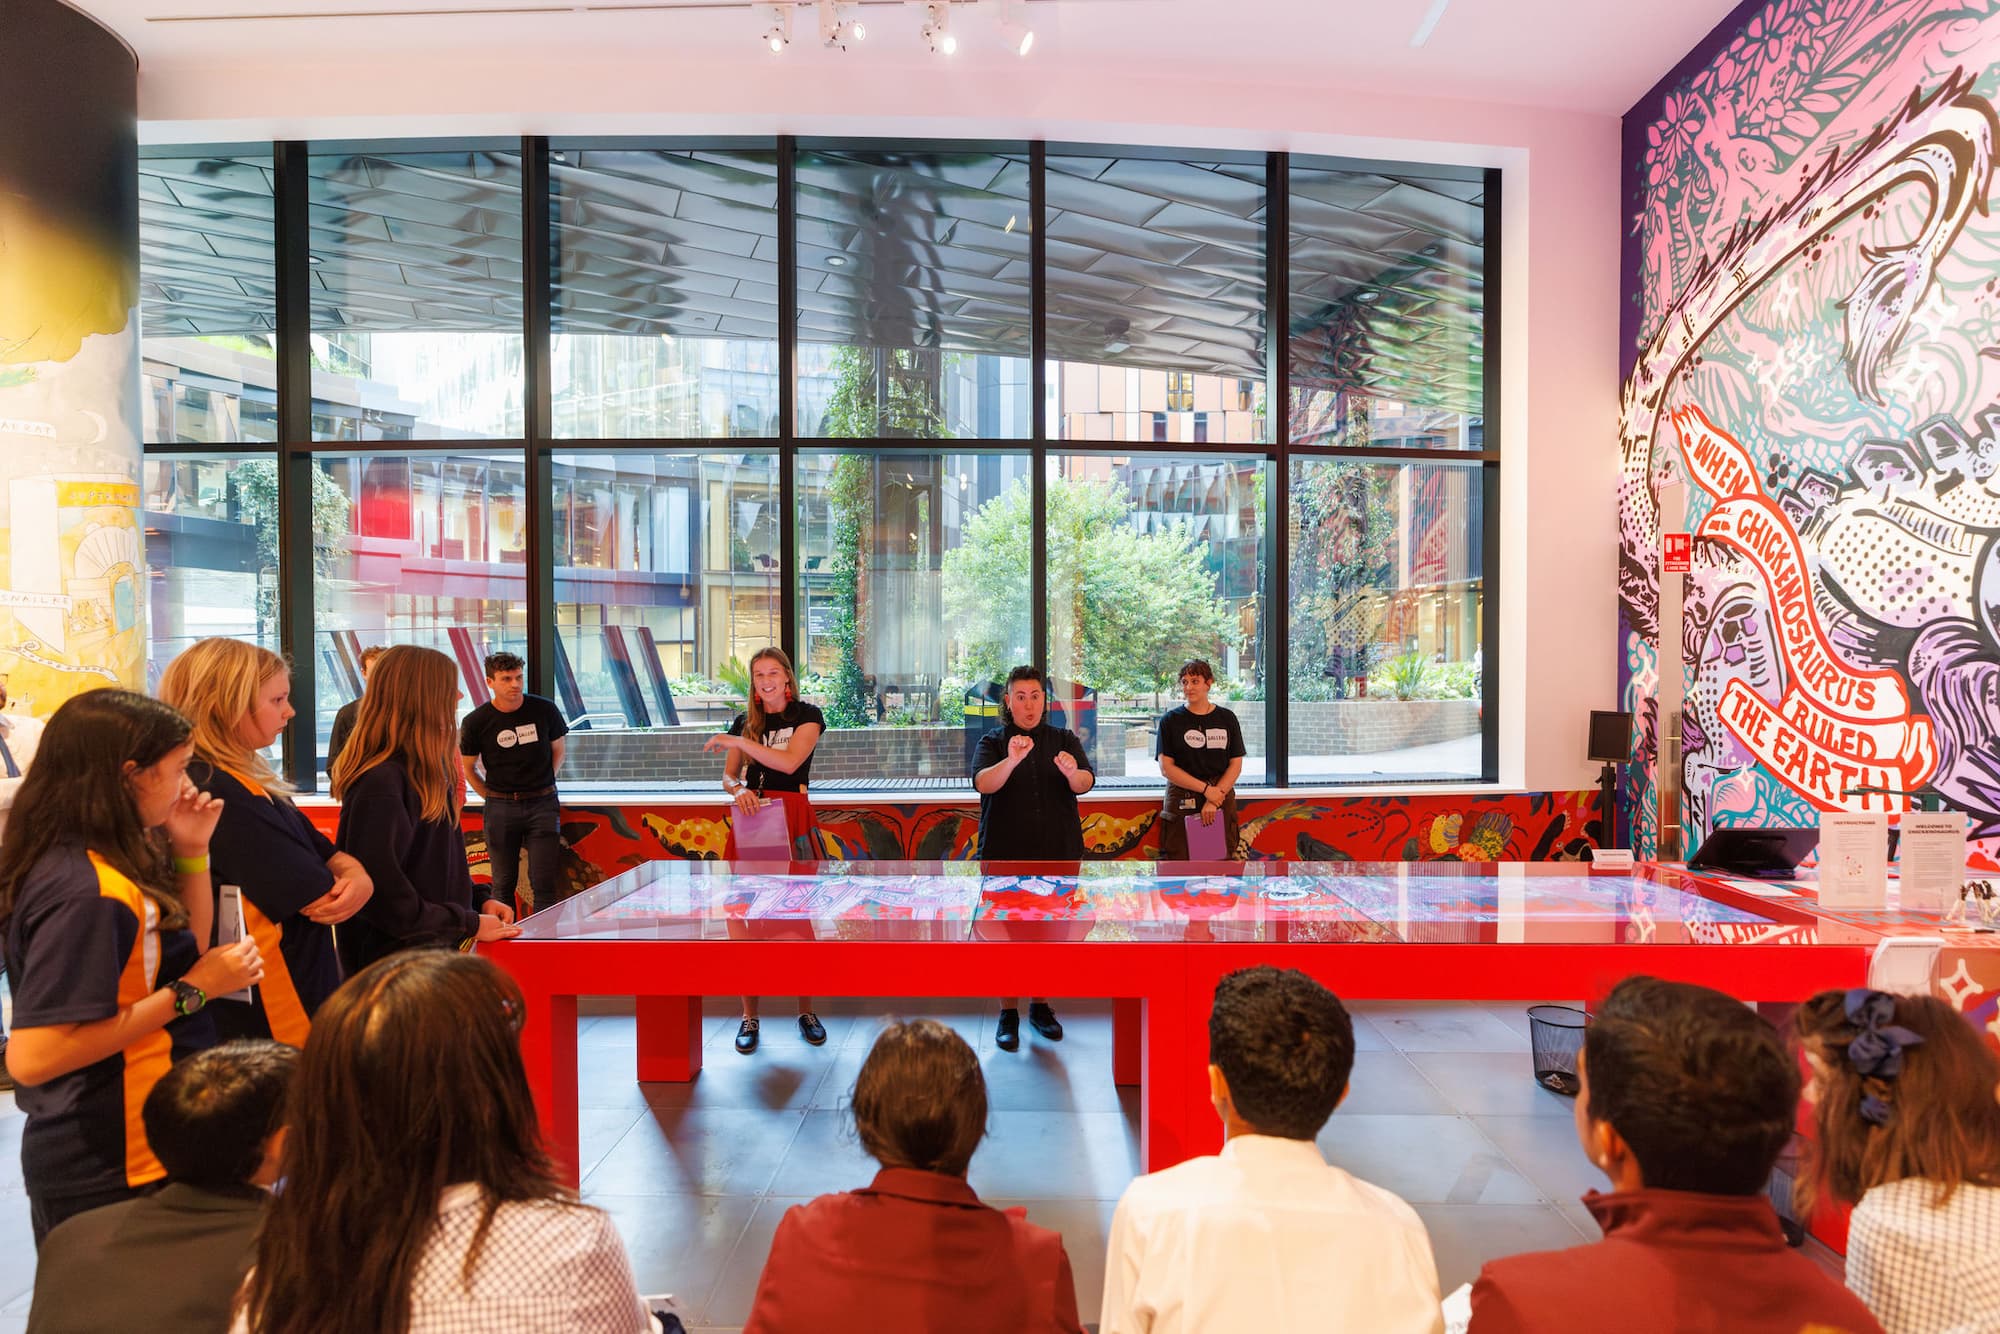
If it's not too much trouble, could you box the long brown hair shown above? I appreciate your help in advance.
[330,645,461,822]
[1795,989,2000,1215]
[237,952,571,1334]
[743,645,798,745]
[158,638,294,797]
[0,688,191,933]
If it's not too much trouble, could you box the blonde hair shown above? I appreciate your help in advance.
[743,646,799,746]
[158,638,294,797]
[330,646,463,824]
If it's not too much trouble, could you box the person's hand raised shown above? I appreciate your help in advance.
[1007,734,1034,764]
[164,777,224,858]
[1052,750,1077,776]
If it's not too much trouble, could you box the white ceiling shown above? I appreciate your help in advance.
[76,0,1746,120]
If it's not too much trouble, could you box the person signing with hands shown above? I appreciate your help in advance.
[0,689,263,1245]
[971,665,1093,1051]
[704,647,827,1054]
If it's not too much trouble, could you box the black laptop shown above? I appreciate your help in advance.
[1685,826,1821,879]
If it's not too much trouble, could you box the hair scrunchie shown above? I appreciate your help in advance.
[1844,988,1924,1125]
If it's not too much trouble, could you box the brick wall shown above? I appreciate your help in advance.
[1233,700,1479,754]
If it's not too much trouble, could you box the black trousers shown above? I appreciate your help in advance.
[483,792,566,913]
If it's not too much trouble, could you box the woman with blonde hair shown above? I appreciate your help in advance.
[703,646,825,1053]
[331,646,518,971]
[160,639,373,1044]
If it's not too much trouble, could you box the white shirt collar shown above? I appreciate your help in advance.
[1218,1132,1332,1166]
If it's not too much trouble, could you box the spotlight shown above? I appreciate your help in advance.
[818,0,863,47]
[999,0,1033,55]
[920,1,956,54]
[762,3,790,51]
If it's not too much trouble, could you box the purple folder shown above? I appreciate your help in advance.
[1184,811,1228,860]
[733,799,793,859]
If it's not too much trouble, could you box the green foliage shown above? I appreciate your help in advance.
[1434,660,1480,699]
[1290,461,1394,698]
[941,476,1240,700]
[816,344,949,439]
[714,655,750,704]
[231,459,352,629]
[820,453,873,728]
[1386,650,1437,701]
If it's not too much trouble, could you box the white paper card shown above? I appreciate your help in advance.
[215,884,255,1004]
[1819,812,1889,909]
[1590,849,1634,871]
[1868,936,1943,993]
[1898,812,1967,912]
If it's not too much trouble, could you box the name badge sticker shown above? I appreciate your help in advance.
[1205,728,1228,748]
[514,723,538,744]
[1183,729,1206,749]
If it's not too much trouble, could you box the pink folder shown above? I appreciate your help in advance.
[732,799,794,859]
[1184,812,1228,860]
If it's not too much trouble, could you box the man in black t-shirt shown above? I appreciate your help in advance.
[325,643,386,778]
[1156,657,1246,859]
[460,652,570,914]
[971,665,1093,1051]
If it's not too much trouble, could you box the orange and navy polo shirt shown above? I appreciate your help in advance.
[4,843,215,1200]
[195,763,342,1046]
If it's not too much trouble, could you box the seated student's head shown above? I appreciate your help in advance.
[852,1020,987,1178]
[145,1039,298,1190]
[1207,966,1354,1140]
[1578,976,1796,1195]
[1004,665,1047,730]
[1794,989,2000,1212]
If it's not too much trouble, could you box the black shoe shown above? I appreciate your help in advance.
[1028,1002,1064,1042]
[734,1017,760,1054]
[798,1012,827,1046]
[996,1008,1021,1051]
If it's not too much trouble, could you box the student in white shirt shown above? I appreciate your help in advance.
[1101,965,1443,1334]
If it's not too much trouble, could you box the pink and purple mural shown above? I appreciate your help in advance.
[1620,0,2000,868]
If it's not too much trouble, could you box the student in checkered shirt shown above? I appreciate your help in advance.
[232,952,660,1334]
[1796,989,2000,1334]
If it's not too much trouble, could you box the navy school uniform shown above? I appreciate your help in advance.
[335,756,481,972]
[193,763,342,1046]
[3,844,216,1206]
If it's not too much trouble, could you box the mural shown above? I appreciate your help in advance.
[1620,1,2000,867]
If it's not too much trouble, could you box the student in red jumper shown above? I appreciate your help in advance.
[1468,976,1884,1334]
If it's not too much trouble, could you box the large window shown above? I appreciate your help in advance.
[137,138,1495,792]
[1287,458,1483,783]
[310,451,527,783]
[551,147,782,439]
[1047,453,1267,786]
[796,148,1032,439]
[308,148,526,440]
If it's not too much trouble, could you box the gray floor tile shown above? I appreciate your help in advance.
[577,1041,655,1112]
[584,1105,804,1197]
[1471,1114,1607,1205]
[1341,1051,1456,1116]
[700,1196,809,1327]
[1317,1114,1542,1205]
[1348,1002,1526,1054]
[763,1110,880,1199]
[1413,1203,1590,1293]
[968,1110,1142,1202]
[586,1192,760,1322]
[1349,1014,1393,1051]
[581,1106,646,1181]
[1405,1052,1579,1118]
[642,1047,837,1112]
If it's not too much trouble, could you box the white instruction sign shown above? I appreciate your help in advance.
[1898,812,1967,912]
[1818,812,1888,910]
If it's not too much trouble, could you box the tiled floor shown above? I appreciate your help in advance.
[0,997,1838,1333]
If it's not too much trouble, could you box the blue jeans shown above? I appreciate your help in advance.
[483,792,565,913]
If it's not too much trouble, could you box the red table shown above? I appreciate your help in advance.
[482,859,1874,1187]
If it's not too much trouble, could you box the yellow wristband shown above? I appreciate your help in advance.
[172,853,210,875]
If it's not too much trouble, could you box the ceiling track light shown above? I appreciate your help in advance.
[920,0,956,55]
[999,0,1033,56]
[761,2,790,51]
[818,0,864,47]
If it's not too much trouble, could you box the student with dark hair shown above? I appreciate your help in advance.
[971,665,1093,1050]
[1155,659,1245,859]
[1468,976,1885,1334]
[1102,966,1439,1334]
[232,952,652,1334]
[29,1039,297,1334]
[745,1019,1084,1333]
[461,650,570,915]
[0,689,263,1244]
[325,643,388,775]
[1795,989,2000,1334]
[333,646,519,971]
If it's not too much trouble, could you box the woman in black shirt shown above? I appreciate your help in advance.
[704,647,826,1054]
[331,646,519,971]
[1156,658,1246,859]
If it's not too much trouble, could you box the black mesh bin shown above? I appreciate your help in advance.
[1527,1004,1589,1096]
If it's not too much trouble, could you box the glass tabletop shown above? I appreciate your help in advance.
[510,860,1786,945]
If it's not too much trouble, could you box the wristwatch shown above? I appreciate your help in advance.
[169,979,206,1017]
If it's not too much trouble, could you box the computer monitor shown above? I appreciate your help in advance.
[1685,826,1820,879]
[1587,711,1632,764]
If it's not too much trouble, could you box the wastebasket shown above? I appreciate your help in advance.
[962,680,1005,773]
[1527,1004,1589,1096]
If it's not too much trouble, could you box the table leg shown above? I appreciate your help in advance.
[636,996,704,1082]
[517,992,581,1186]
[1141,984,1195,1172]
[1113,997,1141,1086]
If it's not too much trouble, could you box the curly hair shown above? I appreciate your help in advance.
[1207,966,1354,1139]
